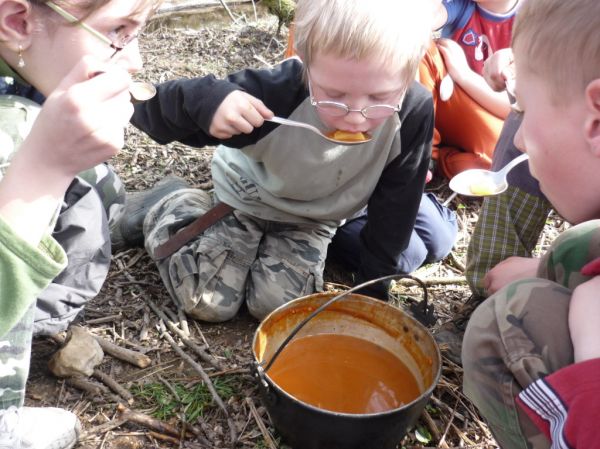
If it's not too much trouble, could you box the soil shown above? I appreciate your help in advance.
[25,4,569,449]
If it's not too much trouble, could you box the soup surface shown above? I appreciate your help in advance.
[327,130,370,142]
[267,334,420,414]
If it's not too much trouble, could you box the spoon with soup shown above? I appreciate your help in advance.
[266,116,372,145]
[449,153,529,197]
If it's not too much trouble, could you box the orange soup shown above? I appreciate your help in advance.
[268,334,420,414]
[327,130,370,142]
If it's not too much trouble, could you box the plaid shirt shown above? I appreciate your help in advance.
[466,185,552,297]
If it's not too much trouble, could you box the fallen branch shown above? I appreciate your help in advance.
[93,369,134,404]
[396,276,466,286]
[117,403,188,438]
[94,336,152,368]
[79,417,129,441]
[246,397,277,449]
[148,431,181,445]
[421,408,449,449]
[66,377,107,396]
[66,377,121,403]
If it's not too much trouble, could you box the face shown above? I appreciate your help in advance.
[513,56,600,223]
[306,52,406,134]
[25,0,151,96]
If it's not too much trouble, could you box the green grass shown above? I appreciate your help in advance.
[132,376,238,422]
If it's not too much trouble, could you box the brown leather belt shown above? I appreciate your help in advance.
[153,202,234,259]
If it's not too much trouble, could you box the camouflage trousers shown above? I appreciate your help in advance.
[144,189,335,322]
[33,163,125,336]
[462,220,600,448]
[0,165,125,410]
[0,305,35,409]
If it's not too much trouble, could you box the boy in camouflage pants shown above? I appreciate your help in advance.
[131,0,435,323]
[462,0,600,447]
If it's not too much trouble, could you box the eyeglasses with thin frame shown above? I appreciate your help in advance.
[307,77,403,120]
[45,1,138,59]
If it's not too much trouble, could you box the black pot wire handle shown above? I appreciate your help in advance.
[261,273,436,374]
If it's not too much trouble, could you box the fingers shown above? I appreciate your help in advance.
[23,56,135,179]
[210,91,273,139]
[55,55,132,102]
[483,49,515,91]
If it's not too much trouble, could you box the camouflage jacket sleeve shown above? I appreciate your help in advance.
[517,358,600,449]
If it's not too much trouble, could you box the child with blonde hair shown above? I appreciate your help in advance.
[124,0,457,322]
[462,0,600,447]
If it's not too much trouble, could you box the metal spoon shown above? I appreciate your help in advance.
[266,116,372,145]
[449,153,529,197]
[129,81,156,102]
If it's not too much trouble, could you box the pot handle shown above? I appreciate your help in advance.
[261,273,436,373]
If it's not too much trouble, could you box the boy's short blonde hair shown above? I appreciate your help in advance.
[294,0,432,90]
[513,0,600,103]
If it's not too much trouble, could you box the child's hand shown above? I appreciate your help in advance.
[209,90,273,139]
[20,56,133,182]
[484,256,539,295]
[569,276,600,363]
[482,48,515,92]
[436,38,472,85]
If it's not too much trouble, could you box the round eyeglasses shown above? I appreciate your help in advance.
[308,79,402,119]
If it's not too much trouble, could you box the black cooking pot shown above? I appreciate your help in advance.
[252,286,441,449]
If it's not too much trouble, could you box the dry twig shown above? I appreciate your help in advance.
[93,369,134,404]
[94,335,152,368]
[148,300,222,369]
[246,397,277,449]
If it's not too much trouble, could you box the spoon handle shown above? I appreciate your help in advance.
[267,116,320,134]
[499,153,529,176]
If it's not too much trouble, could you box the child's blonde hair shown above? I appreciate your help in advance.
[513,0,600,103]
[293,0,432,90]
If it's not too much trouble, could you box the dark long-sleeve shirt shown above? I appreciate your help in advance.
[132,58,434,282]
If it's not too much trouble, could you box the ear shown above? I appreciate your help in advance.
[0,0,34,51]
[585,79,600,157]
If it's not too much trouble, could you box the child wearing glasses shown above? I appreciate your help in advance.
[0,0,157,447]
[125,0,457,323]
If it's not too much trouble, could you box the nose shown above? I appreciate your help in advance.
[116,39,143,74]
[343,110,368,128]
[513,121,526,153]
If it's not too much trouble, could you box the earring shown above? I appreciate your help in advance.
[17,45,25,68]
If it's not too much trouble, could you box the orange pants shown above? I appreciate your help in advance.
[419,43,504,179]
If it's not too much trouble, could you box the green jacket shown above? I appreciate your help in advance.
[0,59,66,337]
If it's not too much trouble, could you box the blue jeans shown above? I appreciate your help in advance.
[329,193,457,274]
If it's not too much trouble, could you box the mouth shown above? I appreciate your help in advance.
[326,129,372,143]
